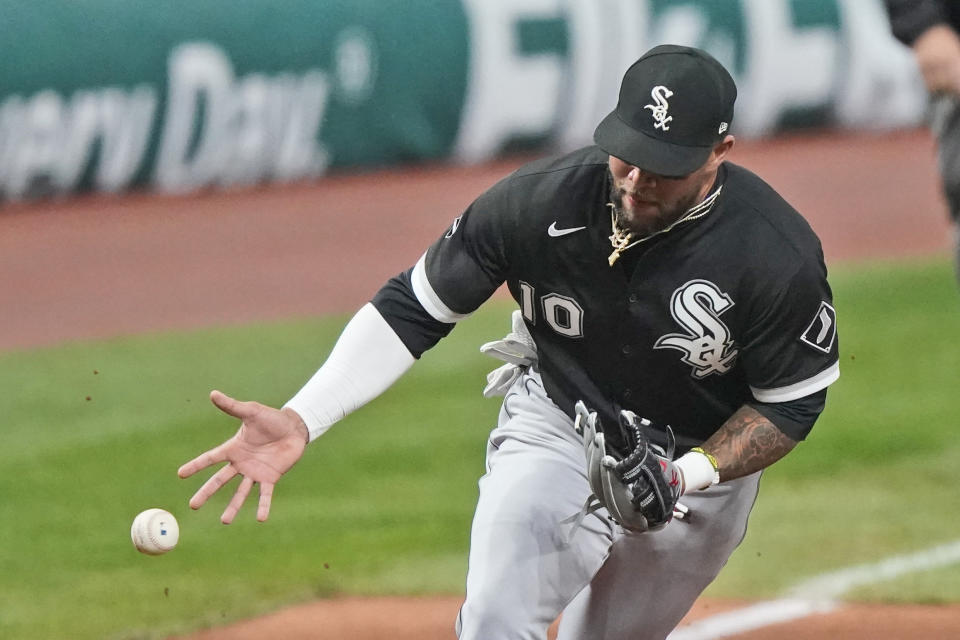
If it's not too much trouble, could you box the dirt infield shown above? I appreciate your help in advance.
[4,128,958,638]
[172,595,960,640]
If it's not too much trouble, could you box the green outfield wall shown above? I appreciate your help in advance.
[0,0,925,200]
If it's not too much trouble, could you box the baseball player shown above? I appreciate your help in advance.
[885,0,960,284]
[179,45,840,639]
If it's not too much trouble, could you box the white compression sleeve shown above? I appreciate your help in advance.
[283,303,416,442]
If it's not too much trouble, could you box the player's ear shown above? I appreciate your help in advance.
[707,135,735,170]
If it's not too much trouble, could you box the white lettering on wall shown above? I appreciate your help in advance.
[454,0,566,162]
[557,0,651,152]
[833,0,926,129]
[0,1,929,200]
[453,0,925,157]
[735,0,838,136]
[155,42,330,193]
[334,26,378,104]
[0,86,155,199]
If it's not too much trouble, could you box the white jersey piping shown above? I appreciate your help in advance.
[750,361,840,403]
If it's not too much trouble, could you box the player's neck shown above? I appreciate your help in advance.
[607,169,724,266]
[692,168,722,211]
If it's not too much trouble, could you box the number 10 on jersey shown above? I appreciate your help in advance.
[519,281,584,338]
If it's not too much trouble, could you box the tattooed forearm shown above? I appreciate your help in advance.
[699,405,798,481]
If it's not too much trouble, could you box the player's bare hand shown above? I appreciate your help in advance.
[913,24,960,95]
[178,390,309,523]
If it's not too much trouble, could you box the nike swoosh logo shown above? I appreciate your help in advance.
[547,222,587,237]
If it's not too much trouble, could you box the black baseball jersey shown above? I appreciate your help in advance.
[372,146,839,452]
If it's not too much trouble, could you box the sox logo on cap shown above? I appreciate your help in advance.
[644,85,674,131]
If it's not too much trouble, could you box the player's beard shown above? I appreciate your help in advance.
[607,169,702,238]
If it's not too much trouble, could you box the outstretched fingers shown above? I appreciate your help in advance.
[220,478,274,522]
[221,476,254,524]
[178,446,227,479]
[189,463,238,510]
[183,390,289,522]
[257,483,275,522]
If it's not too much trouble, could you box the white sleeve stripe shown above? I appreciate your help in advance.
[411,253,471,323]
[750,361,840,403]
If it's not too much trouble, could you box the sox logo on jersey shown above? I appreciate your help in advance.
[654,279,738,378]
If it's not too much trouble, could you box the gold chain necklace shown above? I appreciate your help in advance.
[607,207,635,266]
[607,184,723,266]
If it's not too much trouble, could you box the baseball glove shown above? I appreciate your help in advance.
[574,401,682,533]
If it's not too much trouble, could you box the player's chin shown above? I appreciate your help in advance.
[622,200,660,225]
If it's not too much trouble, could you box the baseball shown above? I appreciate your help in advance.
[131,508,179,555]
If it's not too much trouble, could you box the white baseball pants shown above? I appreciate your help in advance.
[455,368,761,640]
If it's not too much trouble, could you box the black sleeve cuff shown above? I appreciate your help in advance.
[748,387,828,441]
[371,269,455,359]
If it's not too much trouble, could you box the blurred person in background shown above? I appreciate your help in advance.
[886,0,960,283]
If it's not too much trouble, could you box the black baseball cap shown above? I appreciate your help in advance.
[593,44,736,178]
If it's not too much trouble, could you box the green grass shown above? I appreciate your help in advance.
[707,256,960,600]
[1,257,958,639]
